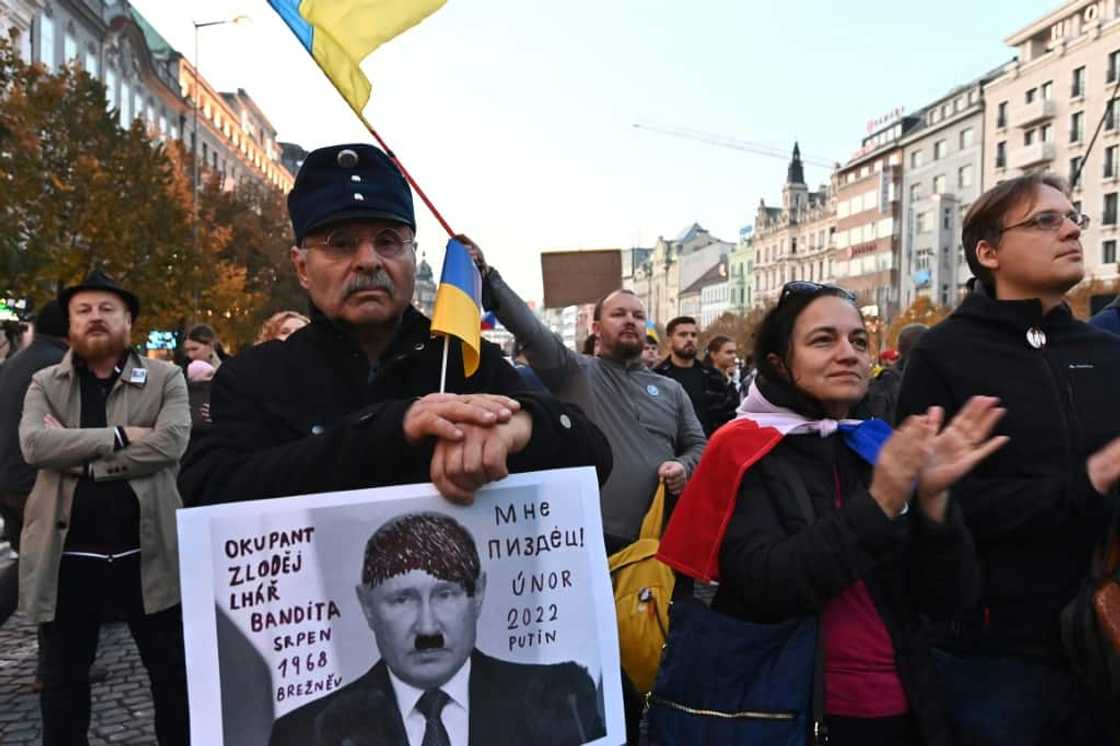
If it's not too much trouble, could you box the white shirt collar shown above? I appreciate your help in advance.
[387,657,471,728]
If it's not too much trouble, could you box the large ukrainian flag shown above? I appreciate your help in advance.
[431,238,483,377]
[268,0,447,117]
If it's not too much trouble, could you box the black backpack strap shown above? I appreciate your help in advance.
[763,457,828,745]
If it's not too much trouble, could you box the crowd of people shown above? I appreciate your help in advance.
[0,143,1118,746]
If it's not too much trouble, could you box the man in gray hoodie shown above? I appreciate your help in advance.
[465,239,706,550]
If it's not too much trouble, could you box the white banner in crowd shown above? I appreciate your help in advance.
[177,467,624,746]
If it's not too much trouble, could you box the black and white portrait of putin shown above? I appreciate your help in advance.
[269,512,605,746]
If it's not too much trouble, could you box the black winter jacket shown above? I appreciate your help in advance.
[179,306,612,506]
[653,358,738,436]
[897,286,1120,660]
[712,401,978,746]
[0,335,68,495]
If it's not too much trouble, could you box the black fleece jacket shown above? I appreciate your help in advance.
[897,285,1120,660]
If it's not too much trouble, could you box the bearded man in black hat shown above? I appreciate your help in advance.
[179,145,610,507]
[18,270,191,745]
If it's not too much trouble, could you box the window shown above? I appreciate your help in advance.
[1105,240,1118,264]
[1104,192,1118,225]
[64,29,76,64]
[1025,128,1036,146]
[934,140,947,160]
[1106,146,1118,179]
[910,183,922,202]
[959,164,974,188]
[933,174,947,194]
[1041,81,1053,100]
[1041,123,1053,142]
[910,150,924,168]
[917,211,931,233]
[944,208,952,230]
[39,14,54,70]
[104,67,116,111]
[133,92,143,121]
[1073,66,1086,97]
[1110,50,1120,84]
[1109,100,1120,131]
[85,49,97,77]
[959,128,974,149]
[1026,87,1037,103]
[997,101,1008,128]
[1071,112,1085,143]
[1071,156,1083,187]
[996,141,1007,168]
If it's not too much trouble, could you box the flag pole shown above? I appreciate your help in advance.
[357,117,456,238]
[439,335,450,393]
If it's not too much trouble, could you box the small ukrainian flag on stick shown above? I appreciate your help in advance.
[431,238,483,387]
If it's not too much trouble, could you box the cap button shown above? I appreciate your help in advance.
[337,149,359,168]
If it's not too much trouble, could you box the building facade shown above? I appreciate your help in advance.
[832,115,919,320]
[752,145,838,308]
[9,1,296,195]
[984,0,1120,282]
[699,259,730,327]
[1,0,45,60]
[900,76,993,308]
[624,223,732,325]
[727,225,754,314]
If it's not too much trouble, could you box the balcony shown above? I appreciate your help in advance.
[1015,98,1056,129]
[1010,142,1056,170]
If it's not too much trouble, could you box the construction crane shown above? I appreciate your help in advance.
[632,123,837,169]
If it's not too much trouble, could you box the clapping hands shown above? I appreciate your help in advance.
[871,397,1009,522]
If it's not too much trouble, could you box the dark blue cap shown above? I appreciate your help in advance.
[287,144,416,244]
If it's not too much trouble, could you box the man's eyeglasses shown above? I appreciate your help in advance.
[1001,210,1090,234]
[779,281,858,306]
[305,228,417,259]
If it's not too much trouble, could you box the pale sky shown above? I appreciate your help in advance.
[131,0,1057,303]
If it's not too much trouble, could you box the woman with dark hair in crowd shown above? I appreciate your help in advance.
[657,281,1009,746]
[184,324,225,369]
[703,335,737,381]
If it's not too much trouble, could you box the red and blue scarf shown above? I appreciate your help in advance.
[657,382,892,583]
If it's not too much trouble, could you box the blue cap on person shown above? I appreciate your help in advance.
[287,144,416,244]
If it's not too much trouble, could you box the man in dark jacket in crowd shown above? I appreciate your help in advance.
[179,144,611,508]
[1089,295,1120,336]
[897,173,1120,745]
[653,316,737,436]
[866,323,927,424]
[0,301,69,552]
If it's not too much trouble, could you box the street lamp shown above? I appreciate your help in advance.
[192,15,250,215]
[190,14,248,317]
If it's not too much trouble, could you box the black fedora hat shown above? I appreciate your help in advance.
[59,269,140,319]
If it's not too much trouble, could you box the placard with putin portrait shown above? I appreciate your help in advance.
[177,467,623,746]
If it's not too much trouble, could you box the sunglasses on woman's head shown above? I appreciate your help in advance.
[778,281,858,306]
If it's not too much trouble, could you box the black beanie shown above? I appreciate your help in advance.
[33,300,68,338]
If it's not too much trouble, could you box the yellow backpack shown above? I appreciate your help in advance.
[608,482,676,694]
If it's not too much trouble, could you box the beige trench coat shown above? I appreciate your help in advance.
[18,349,190,623]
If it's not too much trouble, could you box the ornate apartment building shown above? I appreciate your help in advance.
[752,145,838,307]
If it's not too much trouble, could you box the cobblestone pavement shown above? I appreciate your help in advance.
[0,611,158,745]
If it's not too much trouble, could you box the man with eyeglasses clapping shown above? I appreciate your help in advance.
[897,173,1120,745]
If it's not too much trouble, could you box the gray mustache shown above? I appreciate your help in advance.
[346,270,395,297]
